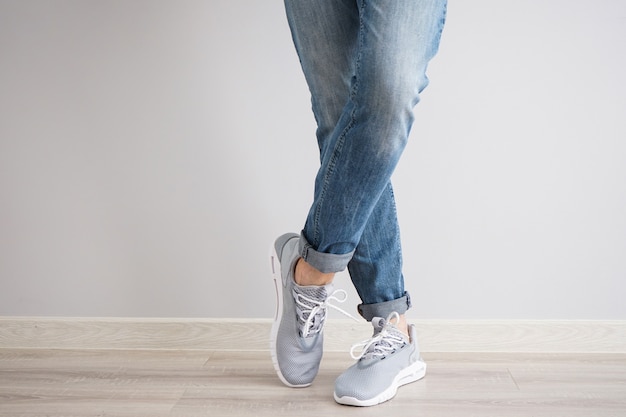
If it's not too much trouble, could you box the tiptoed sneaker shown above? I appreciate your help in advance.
[334,312,427,406]
[269,233,348,387]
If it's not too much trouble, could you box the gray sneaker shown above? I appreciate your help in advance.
[334,312,427,406]
[269,233,335,387]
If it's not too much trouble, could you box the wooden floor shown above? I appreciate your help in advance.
[1,349,625,417]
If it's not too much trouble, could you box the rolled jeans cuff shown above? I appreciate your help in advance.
[357,292,412,321]
[298,232,354,274]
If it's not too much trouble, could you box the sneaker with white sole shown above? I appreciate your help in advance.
[269,233,351,387]
[334,312,427,406]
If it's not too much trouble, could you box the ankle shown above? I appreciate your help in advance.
[294,258,335,286]
[393,314,410,339]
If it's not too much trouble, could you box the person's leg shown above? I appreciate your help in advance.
[283,1,405,315]
[318,0,445,406]
[349,183,410,322]
[270,0,360,388]
[283,0,359,287]
[295,0,446,325]
[276,0,446,397]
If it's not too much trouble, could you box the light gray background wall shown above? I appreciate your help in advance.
[1,0,625,320]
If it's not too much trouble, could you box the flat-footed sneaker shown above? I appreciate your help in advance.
[334,312,427,406]
[269,233,350,387]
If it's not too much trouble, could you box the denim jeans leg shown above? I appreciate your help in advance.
[349,183,412,320]
[283,0,358,155]
[284,0,446,316]
[284,0,360,273]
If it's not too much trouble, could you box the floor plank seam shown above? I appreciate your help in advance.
[507,368,521,391]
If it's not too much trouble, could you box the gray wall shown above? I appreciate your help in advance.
[1,0,625,319]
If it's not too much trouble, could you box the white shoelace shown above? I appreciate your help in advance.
[294,288,358,338]
[349,312,407,360]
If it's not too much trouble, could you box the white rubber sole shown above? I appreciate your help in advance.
[334,359,427,407]
[268,239,310,388]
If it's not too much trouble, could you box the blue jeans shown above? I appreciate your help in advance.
[284,0,446,320]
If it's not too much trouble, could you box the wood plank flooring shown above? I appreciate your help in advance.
[1,349,625,417]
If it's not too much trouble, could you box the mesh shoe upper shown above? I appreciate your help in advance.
[334,312,426,406]
[270,233,354,387]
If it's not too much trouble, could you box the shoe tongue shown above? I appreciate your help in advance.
[296,282,333,304]
[294,283,333,337]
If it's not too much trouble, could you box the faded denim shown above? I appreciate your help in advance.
[285,0,446,320]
